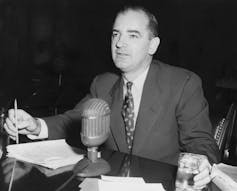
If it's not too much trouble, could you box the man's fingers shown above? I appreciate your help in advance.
[17,120,32,130]
[4,115,34,135]
[4,120,16,137]
[193,158,212,188]
[194,173,211,187]
[194,166,210,181]
[8,109,30,123]
[8,109,16,122]
[18,129,32,135]
[199,158,211,172]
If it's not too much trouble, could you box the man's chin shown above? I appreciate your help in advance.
[114,60,130,69]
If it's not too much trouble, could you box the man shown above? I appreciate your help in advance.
[4,5,220,189]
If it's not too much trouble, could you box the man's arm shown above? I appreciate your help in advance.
[43,73,117,140]
[176,72,220,164]
[42,75,102,140]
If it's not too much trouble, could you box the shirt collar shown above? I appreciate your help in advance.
[123,65,150,92]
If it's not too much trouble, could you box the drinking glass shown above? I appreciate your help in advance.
[175,152,207,191]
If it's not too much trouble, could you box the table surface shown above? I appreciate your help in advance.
[0,139,220,191]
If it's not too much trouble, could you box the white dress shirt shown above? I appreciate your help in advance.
[122,66,150,126]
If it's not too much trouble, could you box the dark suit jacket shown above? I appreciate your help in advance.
[43,60,220,165]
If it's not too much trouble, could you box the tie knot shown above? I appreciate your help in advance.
[126,81,133,91]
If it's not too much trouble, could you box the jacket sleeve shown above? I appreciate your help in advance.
[43,76,100,142]
[176,72,221,164]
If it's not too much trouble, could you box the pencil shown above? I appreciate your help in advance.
[14,99,19,144]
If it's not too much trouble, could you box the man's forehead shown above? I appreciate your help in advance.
[113,10,149,31]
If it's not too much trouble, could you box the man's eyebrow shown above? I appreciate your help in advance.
[111,29,142,36]
[127,30,141,36]
[112,29,119,33]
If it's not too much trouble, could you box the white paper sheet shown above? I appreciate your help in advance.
[79,176,165,191]
[98,180,165,191]
[7,139,84,169]
[79,178,99,191]
[211,163,237,191]
[36,164,75,177]
[101,175,145,183]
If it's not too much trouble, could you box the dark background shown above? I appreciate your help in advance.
[0,0,237,120]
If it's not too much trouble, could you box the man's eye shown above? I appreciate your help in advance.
[112,33,118,38]
[129,34,138,38]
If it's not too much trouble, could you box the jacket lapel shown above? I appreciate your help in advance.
[133,63,163,152]
[109,77,128,152]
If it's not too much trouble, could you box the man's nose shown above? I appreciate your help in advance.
[116,36,127,48]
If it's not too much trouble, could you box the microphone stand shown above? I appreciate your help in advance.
[75,98,111,177]
[75,146,110,177]
[55,158,90,191]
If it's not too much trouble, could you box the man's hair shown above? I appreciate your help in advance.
[116,5,159,38]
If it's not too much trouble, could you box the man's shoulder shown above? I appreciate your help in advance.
[153,60,201,83]
[91,72,120,95]
[94,72,120,85]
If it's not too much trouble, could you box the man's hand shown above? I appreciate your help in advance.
[193,156,212,190]
[4,109,40,140]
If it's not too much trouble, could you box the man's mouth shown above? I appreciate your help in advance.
[116,52,129,56]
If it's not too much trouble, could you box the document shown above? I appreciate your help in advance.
[79,176,165,191]
[101,175,145,183]
[79,178,99,191]
[211,163,237,191]
[98,180,165,191]
[36,163,75,177]
[7,139,84,169]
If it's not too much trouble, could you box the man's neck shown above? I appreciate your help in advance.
[123,59,152,82]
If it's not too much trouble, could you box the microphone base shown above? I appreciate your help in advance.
[75,157,111,177]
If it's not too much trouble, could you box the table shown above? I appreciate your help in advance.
[0,140,220,191]
[0,148,177,191]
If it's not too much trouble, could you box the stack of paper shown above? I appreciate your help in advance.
[36,163,75,177]
[7,139,84,169]
[79,175,165,191]
[211,163,237,191]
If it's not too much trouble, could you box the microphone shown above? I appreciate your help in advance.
[74,98,111,177]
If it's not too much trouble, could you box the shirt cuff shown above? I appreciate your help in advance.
[27,118,48,140]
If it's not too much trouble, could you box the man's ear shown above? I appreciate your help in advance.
[148,37,160,55]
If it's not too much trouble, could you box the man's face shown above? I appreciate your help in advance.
[111,10,155,75]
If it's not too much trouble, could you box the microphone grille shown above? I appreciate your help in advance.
[81,98,110,118]
[81,98,110,146]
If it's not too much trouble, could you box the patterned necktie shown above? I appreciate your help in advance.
[119,154,132,177]
[122,81,135,153]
